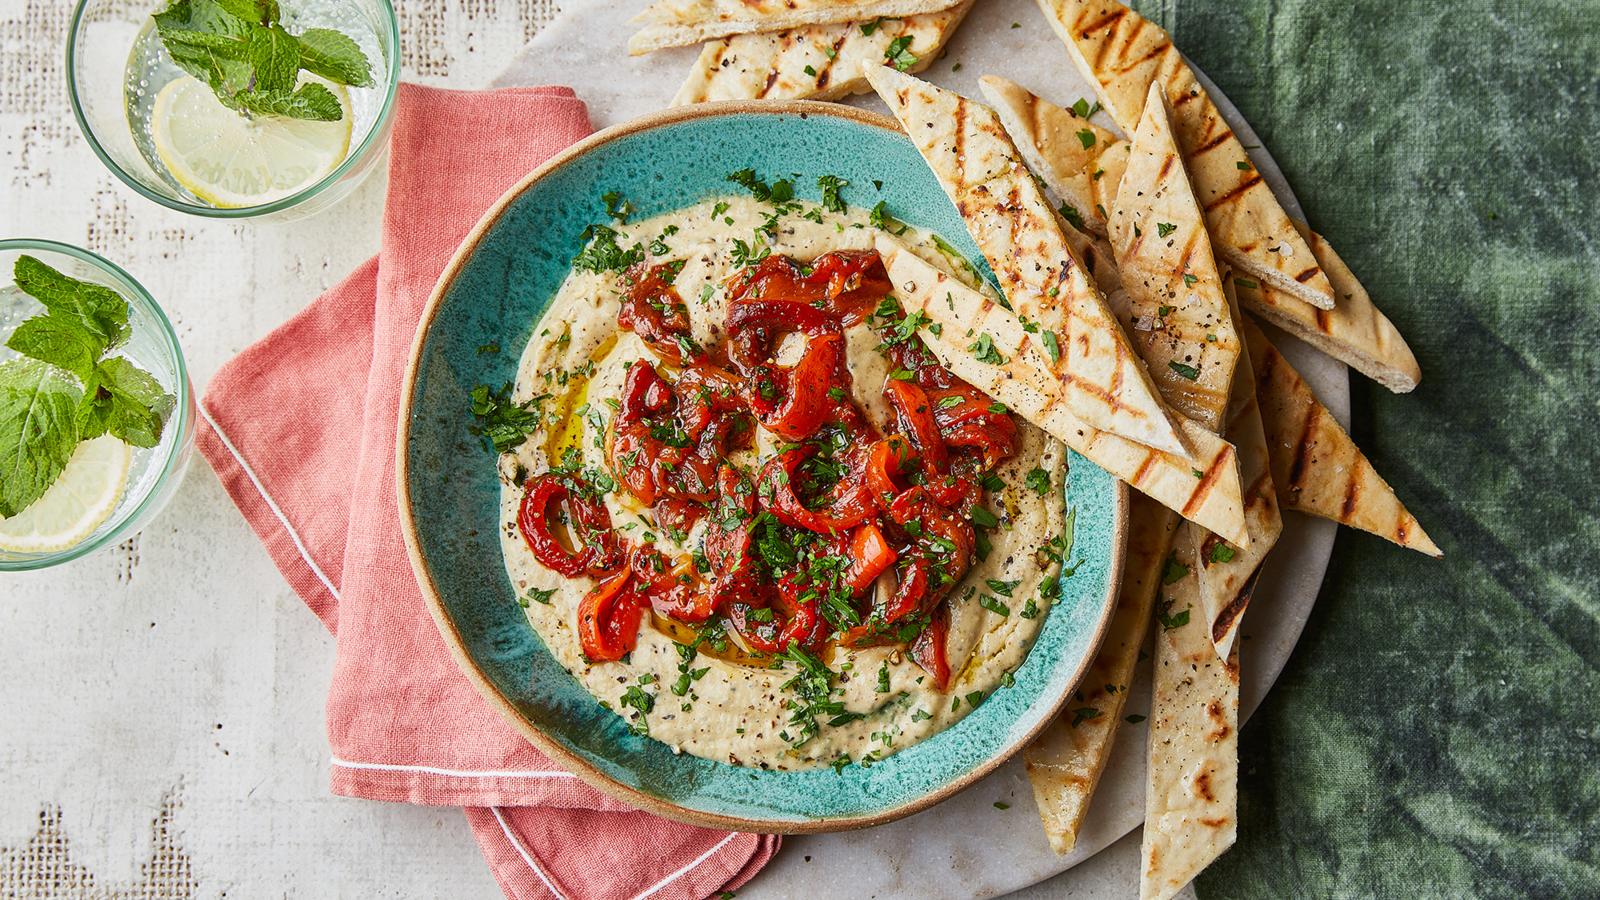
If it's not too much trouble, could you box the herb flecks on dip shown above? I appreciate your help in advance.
[491,175,1068,770]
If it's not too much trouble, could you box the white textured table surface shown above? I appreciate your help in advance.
[0,1,1338,896]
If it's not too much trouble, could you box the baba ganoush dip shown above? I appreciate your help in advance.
[494,177,1069,771]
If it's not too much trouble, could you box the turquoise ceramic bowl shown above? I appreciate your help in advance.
[399,101,1127,833]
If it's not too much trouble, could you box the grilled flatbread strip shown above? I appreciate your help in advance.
[1243,318,1441,556]
[877,235,1249,546]
[1035,0,1337,311]
[864,64,1194,461]
[1025,494,1178,853]
[980,74,1125,236]
[1107,82,1239,434]
[1190,272,1281,661]
[1235,223,1422,393]
[984,75,1421,394]
[672,3,973,105]
[629,0,963,55]
[1141,536,1240,900]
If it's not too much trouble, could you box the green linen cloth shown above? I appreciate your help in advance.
[1144,0,1600,895]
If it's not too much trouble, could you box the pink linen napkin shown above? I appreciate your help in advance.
[197,83,778,900]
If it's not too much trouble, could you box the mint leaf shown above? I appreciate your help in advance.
[296,27,373,86]
[234,81,343,121]
[247,24,303,93]
[12,256,129,351]
[152,0,359,121]
[0,360,83,517]
[79,358,175,449]
[6,314,104,382]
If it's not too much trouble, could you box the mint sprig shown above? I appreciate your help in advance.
[152,0,373,123]
[0,257,175,518]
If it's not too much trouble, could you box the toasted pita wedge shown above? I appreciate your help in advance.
[865,65,1193,460]
[1107,83,1239,434]
[1234,223,1422,392]
[877,235,1249,545]
[983,76,1419,392]
[1188,273,1282,660]
[1025,494,1177,853]
[1035,0,1336,310]
[629,0,962,55]
[1243,318,1440,556]
[980,75,1125,235]
[1142,536,1240,900]
[672,4,973,105]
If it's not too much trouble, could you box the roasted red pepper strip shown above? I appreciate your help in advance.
[518,476,587,577]
[578,570,645,662]
[866,435,915,510]
[758,446,875,533]
[756,332,842,441]
[930,385,1019,470]
[843,522,896,596]
[909,606,951,690]
[618,260,699,363]
[632,546,716,623]
[518,474,622,577]
[884,378,950,474]
[729,573,819,653]
[728,251,891,325]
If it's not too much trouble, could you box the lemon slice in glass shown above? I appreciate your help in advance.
[150,75,354,209]
[0,435,133,553]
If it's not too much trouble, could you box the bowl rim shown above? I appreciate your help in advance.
[0,237,193,571]
[64,0,402,219]
[396,99,1128,833]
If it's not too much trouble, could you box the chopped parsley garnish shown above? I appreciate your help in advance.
[1157,222,1177,238]
[1069,706,1101,728]
[468,383,548,453]
[727,168,795,204]
[970,505,999,529]
[1157,600,1191,630]
[731,237,771,268]
[876,662,891,693]
[1076,128,1096,149]
[884,35,918,71]
[1210,542,1238,564]
[1183,273,1199,287]
[986,578,1019,596]
[1058,203,1085,230]
[979,594,1011,617]
[860,17,882,35]
[601,190,633,222]
[573,224,645,274]
[994,801,1011,810]
[968,332,1005,365]
[1161,554,1190,585]
[520,587,555,607]
[779,644,846,748]
[1025,467,1052,495]
[1070,97,1102,119]
[1168,360,1200,380]
[1125,714,1147,724]
[1020,596,1039,619]
[817,174,849,212]
[619,684,655,736]
[1041,329,1062,365]
[870,201,908,235]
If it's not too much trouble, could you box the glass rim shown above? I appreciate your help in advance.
[64,0,401,220]
[0,238,193,570]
